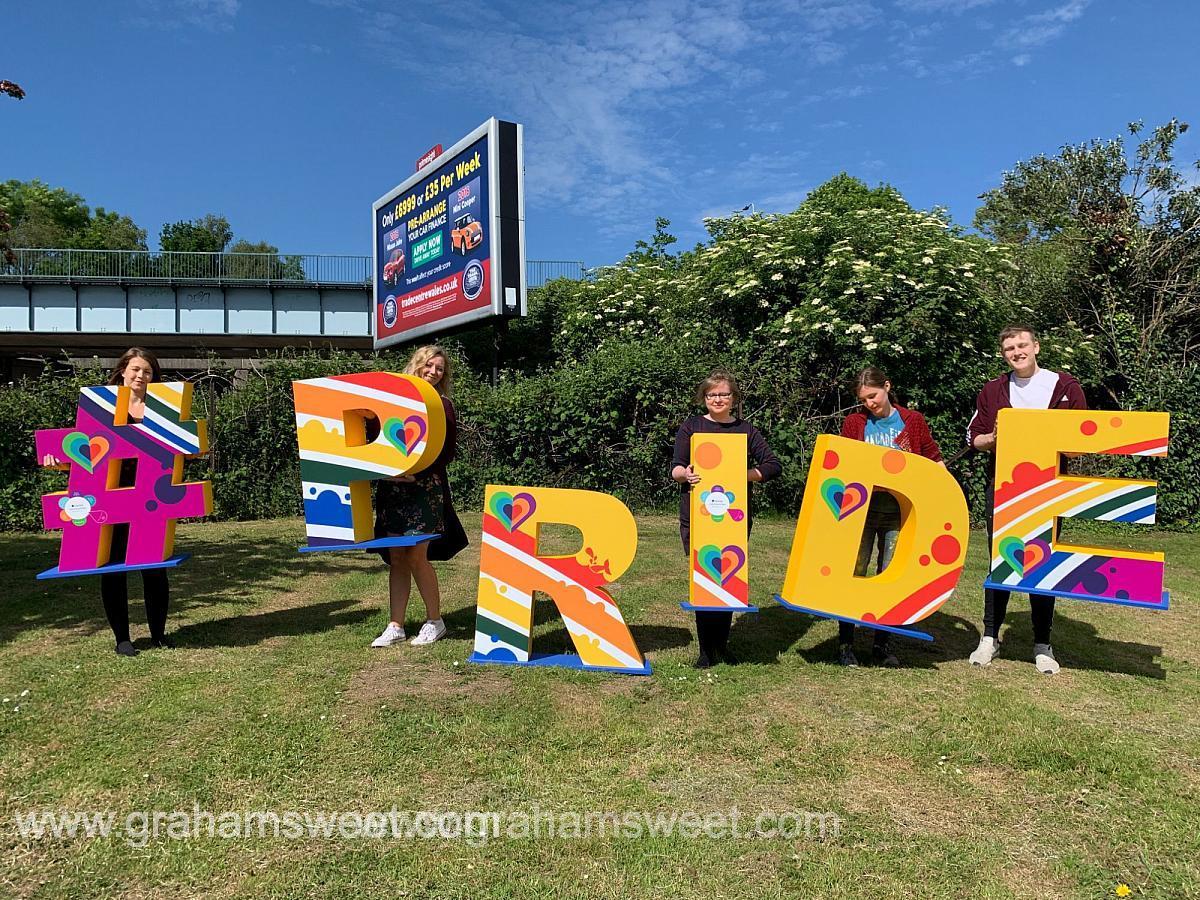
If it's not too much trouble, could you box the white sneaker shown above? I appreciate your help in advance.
[1033,643,1060,675]
[969,636,1001,667]
[370,623,405,648]
[410,619,446,646]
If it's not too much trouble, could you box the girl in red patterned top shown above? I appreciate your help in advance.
[836,367,943,667]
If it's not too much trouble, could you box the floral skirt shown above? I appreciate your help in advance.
[374,472,447,538]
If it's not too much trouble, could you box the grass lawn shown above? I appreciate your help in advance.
[0,514,1197,899]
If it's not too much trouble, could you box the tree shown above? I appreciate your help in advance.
[159,214,232,253]
[975,119,1200,401]
[0,180,146,256]
[225,238,305,281]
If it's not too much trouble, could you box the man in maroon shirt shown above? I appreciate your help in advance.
[966,326,1087,675]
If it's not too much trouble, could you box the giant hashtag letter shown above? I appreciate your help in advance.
[35,382,213,574]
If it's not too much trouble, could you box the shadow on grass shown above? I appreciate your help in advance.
[0,525,369,648]
[727,605,817,664]
[792,612,981,670]
[995,607,1166,679]
[172,598,376,648]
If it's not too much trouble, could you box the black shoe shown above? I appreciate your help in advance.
[115,640,139,658]
[837,644,859,667]
[872,645,900,667]
[717,646,739,665]
[151,635,176,650]
[693,650,714,669]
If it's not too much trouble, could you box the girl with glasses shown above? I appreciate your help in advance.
[670,370,782,667]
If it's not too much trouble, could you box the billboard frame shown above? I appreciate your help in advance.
[371,117,526,350]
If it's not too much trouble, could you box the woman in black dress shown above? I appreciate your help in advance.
[670,370,781,667]
[369,345,467,648]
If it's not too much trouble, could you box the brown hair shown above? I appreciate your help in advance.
[998,324,1039,346]
[694,370,742,413]
[404,344,453,397]
[852,366,895,404]
[107,347,162,386]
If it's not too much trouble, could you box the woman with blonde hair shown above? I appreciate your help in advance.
[369,345,468,648]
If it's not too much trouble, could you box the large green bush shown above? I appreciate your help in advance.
[1,169,1195,531]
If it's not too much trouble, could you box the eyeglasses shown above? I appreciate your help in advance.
[705,392,734,400]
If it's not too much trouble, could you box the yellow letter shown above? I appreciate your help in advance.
[470,485,649,674]
[987,409,1170,608]
[684,433,754,611]
[775,435,969,639]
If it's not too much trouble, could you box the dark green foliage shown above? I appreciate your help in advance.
[2,150,1196,531]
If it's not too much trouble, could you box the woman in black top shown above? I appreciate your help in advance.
[369,345,468,649]
[670,370,782,667]
[101,347,172,657]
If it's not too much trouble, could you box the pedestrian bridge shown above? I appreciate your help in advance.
[0,249,584,366]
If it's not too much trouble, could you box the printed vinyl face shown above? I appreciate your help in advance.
[58,494,94,526]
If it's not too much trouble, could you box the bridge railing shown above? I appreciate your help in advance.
[0,249,588,288]
[0,248,372,285]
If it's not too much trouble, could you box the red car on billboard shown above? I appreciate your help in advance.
[451,214,483,255]
[383,248,405,284]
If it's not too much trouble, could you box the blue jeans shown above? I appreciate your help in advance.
[840,492,901,647]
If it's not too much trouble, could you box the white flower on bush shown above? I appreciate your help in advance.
[864,341,879,351]
[860,334,875,345]
[846,323,867,334]
[771,273,783,281]
[921,256,934,265]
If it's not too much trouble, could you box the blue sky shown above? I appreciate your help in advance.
[4,0,1198,266]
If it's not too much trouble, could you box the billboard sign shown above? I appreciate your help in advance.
[415,144,443,171]
[372,118,526,348]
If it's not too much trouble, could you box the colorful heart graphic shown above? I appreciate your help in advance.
[993,540,1051,573]
[402,415,426,454]
[820,477,869,520]
[382,415,426,457]
[697,545,723,584]
[489,491,537,532]
[719,545,746,585]
[61,431,93,473]
[998,536,1025,574]
[1021,538,1052,575]
[88,436,110,469]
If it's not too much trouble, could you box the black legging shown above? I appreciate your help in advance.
[983,506,1054,644]
[99,525,170,645]
[695,610,733,659]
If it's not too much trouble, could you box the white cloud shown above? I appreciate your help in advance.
[999,0,1091,51]
[895,0,994,12]
[129,0,240,29]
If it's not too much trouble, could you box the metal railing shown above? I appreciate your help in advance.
[0,249,587,288]
[0,248,371,285]
[526,259,586,288]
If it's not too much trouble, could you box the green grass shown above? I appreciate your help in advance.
[1,515,1197,899]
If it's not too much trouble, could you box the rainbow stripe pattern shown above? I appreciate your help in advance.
[470,485,650,675]
[293,372,446,548]
[988,409,1171,609]
[34,382,212,574]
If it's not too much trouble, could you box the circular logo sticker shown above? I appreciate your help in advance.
[382,295,398,328]
[463,260,484,301]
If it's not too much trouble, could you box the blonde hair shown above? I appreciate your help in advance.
[404,344,453,397]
